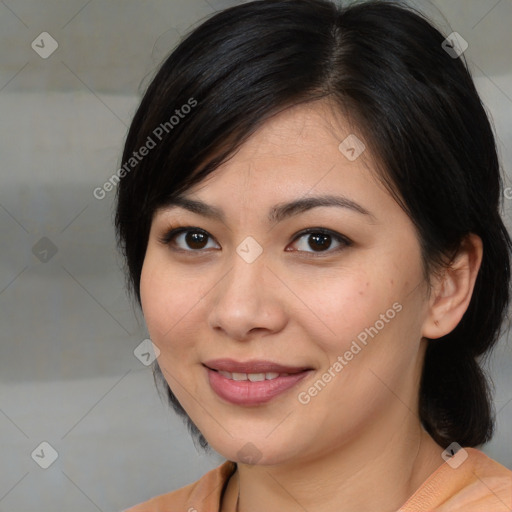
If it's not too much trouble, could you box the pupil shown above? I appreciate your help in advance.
[186,231,207,249]
[309,233,330,251]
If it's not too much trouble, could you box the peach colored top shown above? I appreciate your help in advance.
[124,447,511,512]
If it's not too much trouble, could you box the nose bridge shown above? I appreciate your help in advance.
[208,238,285,338]
[221,241,268,306]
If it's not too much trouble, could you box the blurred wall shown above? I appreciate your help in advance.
[0,1,511,510]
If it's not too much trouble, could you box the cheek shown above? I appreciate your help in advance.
[140,259,167,339]
[140,255,194,349]
[140,257,207,403]
[140,252,225,375]
[325,282,425,405]
[304,254,424,373]
[297,267,393,356]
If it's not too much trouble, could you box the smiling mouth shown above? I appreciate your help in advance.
[203,359,314,405]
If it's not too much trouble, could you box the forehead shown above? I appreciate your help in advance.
[185,100,378,196]
[227,100,365,162]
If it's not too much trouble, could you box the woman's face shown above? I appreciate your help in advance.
[140,101,433,465]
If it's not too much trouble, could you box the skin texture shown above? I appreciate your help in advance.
[140,100,483,512]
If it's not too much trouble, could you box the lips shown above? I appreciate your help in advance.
[203,358,313,405]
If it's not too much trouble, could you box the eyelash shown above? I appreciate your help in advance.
[158,226,352,256]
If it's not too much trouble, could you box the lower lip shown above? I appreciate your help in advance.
[206,367,312,406]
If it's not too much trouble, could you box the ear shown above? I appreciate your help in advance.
[422,233,483,339]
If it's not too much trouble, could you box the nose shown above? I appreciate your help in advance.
[207,247,288,341]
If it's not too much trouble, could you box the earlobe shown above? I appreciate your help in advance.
[422,234,483,340]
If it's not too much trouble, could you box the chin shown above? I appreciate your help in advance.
[206,435,301,467]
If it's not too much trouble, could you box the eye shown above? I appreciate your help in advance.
[159,227,220,252]
[159,226,352,255]
[287,228,352,254]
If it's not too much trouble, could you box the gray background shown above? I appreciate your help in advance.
[0,0,511,511]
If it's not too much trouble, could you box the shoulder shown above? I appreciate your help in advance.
[122,460,237,512]
[400,447,512,512]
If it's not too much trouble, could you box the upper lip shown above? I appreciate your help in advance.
[203,358,312,374]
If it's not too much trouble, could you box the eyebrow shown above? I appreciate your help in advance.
[161,194,375,224]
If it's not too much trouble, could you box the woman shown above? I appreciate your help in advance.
[117,0,512,510]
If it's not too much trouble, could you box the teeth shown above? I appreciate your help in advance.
[248,373,265,382]
[217,370,287,381]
